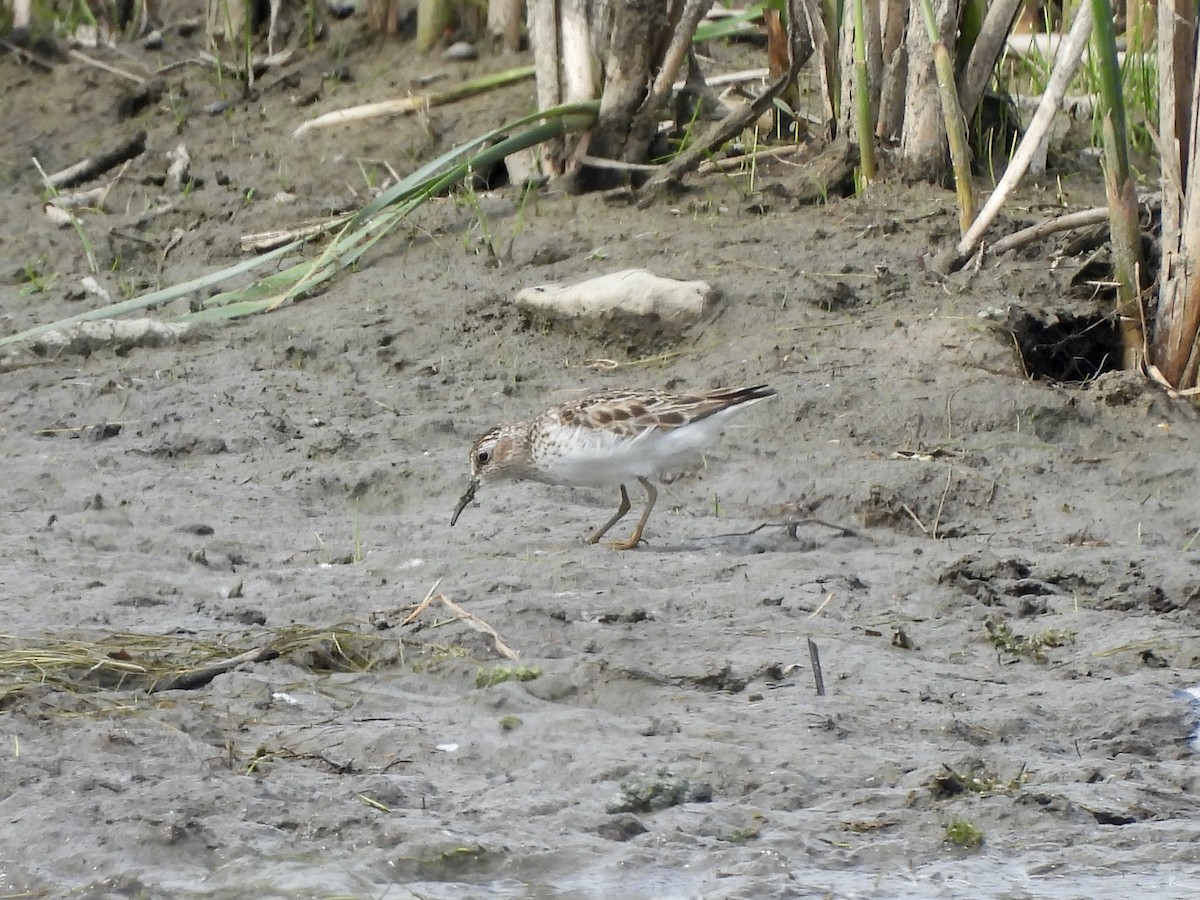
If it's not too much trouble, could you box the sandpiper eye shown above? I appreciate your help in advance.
[476,448,492,465]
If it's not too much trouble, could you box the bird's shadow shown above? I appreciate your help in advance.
[637,520,865,555]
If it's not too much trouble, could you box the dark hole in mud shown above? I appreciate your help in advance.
[594,816,649,842]
[814,280,859,312]
[466,155,510,192]
[970,92,1022,171]
[1091,809,1139,826]
[932,770,967,798]
[1007,309,1123,383]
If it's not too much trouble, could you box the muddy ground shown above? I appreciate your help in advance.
[3,9,1200,900]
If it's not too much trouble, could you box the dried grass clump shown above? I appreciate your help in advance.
[0,625,395,704]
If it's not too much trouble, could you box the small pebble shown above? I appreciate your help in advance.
[73,24,99,48]
[235,608,266,626]
[175,523,215,536]
[292,88,322,107]
[142,30,163,49]
[413,71,449,87]
[442,41,478,61]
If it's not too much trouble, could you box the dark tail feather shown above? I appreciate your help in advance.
[713,384,776,405]
[686,384,775,423]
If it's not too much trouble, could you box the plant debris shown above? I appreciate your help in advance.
[985,618,1075,661]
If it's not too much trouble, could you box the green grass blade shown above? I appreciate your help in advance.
[0,238,305,347]
[4,105,601,334]
[5,102,601,335]
[1089,0,1131,179]
[693,4,768,42]
[355,102,600,224]
[183,106,600,319]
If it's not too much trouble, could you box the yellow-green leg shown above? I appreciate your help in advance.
[587,484,631,544]
[608,477,656,551]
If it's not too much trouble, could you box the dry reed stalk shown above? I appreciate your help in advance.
[292,67,536,138]
[955,2,1094,259]
[1150,0,1200,388]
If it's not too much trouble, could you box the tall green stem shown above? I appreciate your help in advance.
[1090,0,1145,367]
[852,0,876,179]
[918,0,975,235]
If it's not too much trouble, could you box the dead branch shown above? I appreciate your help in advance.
[66,48,146,84]
[43,131,147,189]
[149,645,279,692]
[694,143,808,175]
[986,207,1111,257]
[292,68,534,138]
[957,0,1022,120]
[638,0,813,204]
[241,214,354,252]
[954,2,1094,262]
[807,638,825,695]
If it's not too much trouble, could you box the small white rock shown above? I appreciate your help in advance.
[442,41,478,61]
[514,269,716,338]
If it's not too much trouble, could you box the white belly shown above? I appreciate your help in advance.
[532,415,731,487]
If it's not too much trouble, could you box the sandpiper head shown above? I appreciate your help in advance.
[450,424,527,526]
[467,426,506,481]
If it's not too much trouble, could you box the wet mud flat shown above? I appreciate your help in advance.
[3,18,1200,899]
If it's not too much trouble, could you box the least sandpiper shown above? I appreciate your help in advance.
[451,385,775,549]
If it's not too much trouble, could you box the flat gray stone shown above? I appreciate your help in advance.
[514,269,716,343]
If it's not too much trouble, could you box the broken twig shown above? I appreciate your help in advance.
[807,638,825,696]
[399,580,519,660]
[240,214,355,253]
[293,67,535,138]
[67,48,146,84]
[986,206,1111,257]
[149,645,279,692]
[43,131,147,189]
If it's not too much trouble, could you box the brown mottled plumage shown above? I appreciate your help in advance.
[451,385,775,549]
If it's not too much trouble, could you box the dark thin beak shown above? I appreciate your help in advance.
[450,479,479,526]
